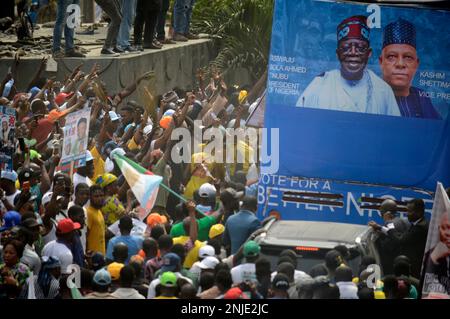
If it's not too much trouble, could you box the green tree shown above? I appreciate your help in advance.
[192,0,274,83]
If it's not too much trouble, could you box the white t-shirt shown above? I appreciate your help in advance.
[6,190,20,206]
[231,263,257,285]
[42,240,73,274]
[0,190,21,213]
[21,244,41,275]
[42,223,57,246]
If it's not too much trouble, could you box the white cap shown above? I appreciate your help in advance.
[197,256,220,270]
[1,170,18,182]
[86,150,94,162]
[163,109,175,117]
[199,245,215,258]
[109,111,121,121]
[198,183,216,198]
[143,124,153,135]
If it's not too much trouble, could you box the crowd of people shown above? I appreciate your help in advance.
[50,0,199,57]
[0,1,444,301]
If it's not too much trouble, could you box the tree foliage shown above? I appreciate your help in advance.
[192,0,274,82]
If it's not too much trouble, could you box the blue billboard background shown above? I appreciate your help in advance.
[258,0,450,224]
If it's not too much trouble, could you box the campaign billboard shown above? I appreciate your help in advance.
[258,0,450,224]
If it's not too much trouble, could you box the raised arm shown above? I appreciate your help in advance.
[26,57,47,92]
[186,200,198,242]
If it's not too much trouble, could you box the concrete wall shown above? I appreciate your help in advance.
[0,39,216,105]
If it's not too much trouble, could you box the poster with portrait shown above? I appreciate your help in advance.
[0,106,16,171]
[61,108,90,165]
[258,0,450,224]
[421,182,450,299]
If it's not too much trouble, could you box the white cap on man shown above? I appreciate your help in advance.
[198,183,216,198]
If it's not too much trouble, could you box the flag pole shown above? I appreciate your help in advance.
[114,153,207,217]
[158,182,207,217]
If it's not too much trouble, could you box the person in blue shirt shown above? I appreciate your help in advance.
[106,216,143,264]
[223,196,261,255]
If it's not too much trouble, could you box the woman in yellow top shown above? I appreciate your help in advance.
[183,163,212,200]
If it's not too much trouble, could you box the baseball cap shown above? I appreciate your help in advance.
[93,268,112,286]
[243,240,261,257]
[224,287,249,299]
[146,213,164,228]
[56,218,81,234]
[107,262,124,280]
[55,92,74,106]
[143,124,153,135]
[199,245,215,258]
[163,109,175,117]
[29,150,42,161]
[160,253,181,273]
[1,170,17,182]
[108,111,121,122]
[209,224,225,239]
[159,115,172,129]
[47,109,68,122]
[272,273,290,291]
[238,90,248,104]
[29,86,40,100]
[197,256,220,270]
[18,167,37,182]
[21,218,41,229]
[198,183,216,198]
[91,252,105,269]
[160,271,177,287]
[95,173,117,188]
[0,211,21,232]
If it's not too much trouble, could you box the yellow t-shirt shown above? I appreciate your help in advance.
[172,236,205,269]
[127,137,140,151]
[90,146,105,180]
[101,195,125,226]
[183,175,211,200]
[154,296,178,299]
[86,205,106,255]
[229,140,253,175]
